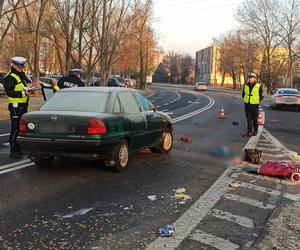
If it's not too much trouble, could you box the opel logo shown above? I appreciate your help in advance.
[50,115,58,122]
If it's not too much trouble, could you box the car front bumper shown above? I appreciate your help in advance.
[17,136,121,160]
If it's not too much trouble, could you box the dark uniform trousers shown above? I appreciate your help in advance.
[244,103,259,134]
[8,103,28,153]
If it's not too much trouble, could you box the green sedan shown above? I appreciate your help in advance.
[17,87,173,172]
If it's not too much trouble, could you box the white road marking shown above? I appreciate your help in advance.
[146,167,235,249]
[262,152,286,158]
[0,133,9,137]
[190,230,240,250]
[239,181,300,201]
[155,105,161,108]
[3,143,9,146]
[0,159,31,171]
[209,208,255,228]
[161,109,168,112]
[163,103,169,106]
[172,94,215,123]
[235,172,296,186]
[0,162,35,175]
[256,147,280,151]
[223,193,276,209]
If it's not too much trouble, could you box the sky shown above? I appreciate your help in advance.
[152,0,244,56]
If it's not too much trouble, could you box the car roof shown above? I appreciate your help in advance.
[277,88,298,91]
[60,87,139,93]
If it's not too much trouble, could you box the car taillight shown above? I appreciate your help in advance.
[87,119,107,135]
[296,95,300,99]
[19,116,27,132]
[276,94,284,98]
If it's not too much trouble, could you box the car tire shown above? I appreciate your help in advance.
[154,128,173,154]
[111,139,129,172]
[32,157,54,167]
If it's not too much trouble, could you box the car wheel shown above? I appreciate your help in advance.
[155,128,173,154]
[111,139,129,172]
[32,157,54,167]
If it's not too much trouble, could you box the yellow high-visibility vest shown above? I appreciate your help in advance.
[6,72,28,103]
[244,83,260,104]
[53,84,60,91]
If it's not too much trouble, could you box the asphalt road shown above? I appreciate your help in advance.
[0,84,299,249]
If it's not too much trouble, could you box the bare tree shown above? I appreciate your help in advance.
[53,0,79,74]
[275,0,300,87]
[131,0,152,89]
[100,0,134,86]
[236,0,283,91]
[0,0,22,50]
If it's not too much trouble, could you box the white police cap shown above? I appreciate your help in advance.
[247,72,257,77]
[69,68,82,74]
[12,56,27,67]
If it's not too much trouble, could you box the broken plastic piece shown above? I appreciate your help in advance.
[159,224,175,237]
[180,136,192,142]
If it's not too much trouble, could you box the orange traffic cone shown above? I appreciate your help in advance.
[219,107,226,119]
[257,111,263,125]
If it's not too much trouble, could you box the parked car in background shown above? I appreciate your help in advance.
[270,88,300,110]
[107,77,125,87]
[40,77,57,86]
[124,78,134,88]
[0,83,4,95]
[17,87,173,172]
[193,82,208,91]
[0,73,6,95]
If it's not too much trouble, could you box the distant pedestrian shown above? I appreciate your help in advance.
[56,68,85,90]
[4,56,33,158]
[242,72,264,137]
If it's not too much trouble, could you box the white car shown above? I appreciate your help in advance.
[0,83,5,95]
[270,88,300,110]
[193,82,208,91]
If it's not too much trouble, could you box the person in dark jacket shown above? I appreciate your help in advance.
[56,68,85,90]
[242,72,264,137]
[4,56,33,158]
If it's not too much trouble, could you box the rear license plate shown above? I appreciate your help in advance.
[38,124,69,134]
[284,97,296,103]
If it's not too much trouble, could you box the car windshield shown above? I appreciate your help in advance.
[40,91,108,112]
[196,82,206,85]
[116,77,125,83]
[277,89,299,95]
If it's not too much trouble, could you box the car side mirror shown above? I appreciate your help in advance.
[153,107,157,112]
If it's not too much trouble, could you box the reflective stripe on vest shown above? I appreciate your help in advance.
[244,83,260,104]
[53,84,60,91]
[7,72,28,103]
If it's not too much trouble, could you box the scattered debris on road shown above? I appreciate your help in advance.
[229,182,241,189]
[61,207,94,218]
[180,136,192,142]
[159,224,175,237]
[175,188,186,194]
[147,195,157,201]
[232,121,239,126]
[244,148,262,164]
[174,187,191,201]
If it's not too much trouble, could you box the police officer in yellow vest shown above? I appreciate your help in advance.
[4,57,33,158]
[242,72,263,137]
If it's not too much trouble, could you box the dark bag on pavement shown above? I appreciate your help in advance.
[244,149,262,164]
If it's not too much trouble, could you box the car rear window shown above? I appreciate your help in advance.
[40,91,108,112]
[277,89,299,95]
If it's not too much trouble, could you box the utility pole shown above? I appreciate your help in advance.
[100,0,107,86]
[145,26,150,86]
